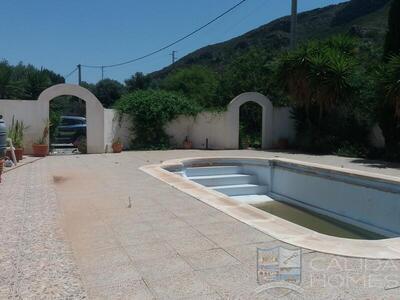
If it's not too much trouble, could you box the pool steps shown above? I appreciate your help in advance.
[183,166,269,202]
[187,174,256,186]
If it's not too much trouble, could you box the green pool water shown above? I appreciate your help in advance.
[254,200,386,240]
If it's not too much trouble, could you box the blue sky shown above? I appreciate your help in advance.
[1,0,347,83]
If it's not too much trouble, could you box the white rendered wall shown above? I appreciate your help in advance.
[272,107,295,144]
[104,109,131,152]
[0,84,105,154]
[0,91,297,152]
[166,112,228,149]
[0,99,47,153]
[369,124,385,149]
[99,92,296,150]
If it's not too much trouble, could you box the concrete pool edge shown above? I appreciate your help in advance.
[140,156,400,259]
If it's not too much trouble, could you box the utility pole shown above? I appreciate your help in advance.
[170,50,177,64]
[290,0,298,49]
[101,66,104,80]
[77,64,82,85]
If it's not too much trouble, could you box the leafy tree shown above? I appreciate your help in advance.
[379,55,400,116]
[0,61,65,100]
[275,35,369,154]
[125,72,152,92]
[276,43,318,112]
[376,55,400,151]
[24,70,52,99]
[277,36,356,121]
[94,79,125,108]
[115,90,200,149]
[80,81,96,93]
[42,68,65,85]
[218,48,281,106]
[384,0,400,59]
[0,61,23,99]
[239,102,262,149]
[162,65,219,108]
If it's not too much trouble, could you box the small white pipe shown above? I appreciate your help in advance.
[6,138,17,165]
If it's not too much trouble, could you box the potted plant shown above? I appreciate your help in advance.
[32,121,49,157]
[0,157,3,183]
[277,138,289,150]
[7,117,26,162]
[112,137,123,153]
[183,136,193,149]
[76,136,87,154]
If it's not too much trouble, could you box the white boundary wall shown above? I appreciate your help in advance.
[0,88,300,152]
[0,84,105,154]
[105,92,296,150]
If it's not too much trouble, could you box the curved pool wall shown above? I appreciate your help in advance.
[140,157,400,259]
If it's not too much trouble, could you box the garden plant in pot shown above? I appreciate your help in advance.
[76,137,87,154]
[183,136,193,149]
[7,117,26,162]
[0,116,7,182]
[112,137,123,153]
[32,122,49,157]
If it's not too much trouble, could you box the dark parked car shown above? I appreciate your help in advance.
[54,116,86,146]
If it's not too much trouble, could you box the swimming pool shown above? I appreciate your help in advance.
[141,157,400,259]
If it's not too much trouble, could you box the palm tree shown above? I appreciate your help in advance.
[277,37,355,121]
[276,42,318,113]
[308,48,355,121]
[379,55,400,117]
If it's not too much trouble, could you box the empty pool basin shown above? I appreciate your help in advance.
[141,157,400,259]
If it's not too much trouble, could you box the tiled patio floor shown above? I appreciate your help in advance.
[2,150,400,299]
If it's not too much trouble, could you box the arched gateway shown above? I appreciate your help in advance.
[38,84,105,154]
[226,92,273,149]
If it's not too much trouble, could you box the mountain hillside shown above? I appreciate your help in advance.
[151,0,390,78]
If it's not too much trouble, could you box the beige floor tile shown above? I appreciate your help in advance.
[182,248,240,271]
[145,272,214,299]
[83,263,141,287]
[125,241,177,262]
[167,236,218,254]
[88,279,154,300]
[135,254,193,281]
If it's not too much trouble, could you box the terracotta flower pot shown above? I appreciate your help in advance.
[14,148,23,161]
[32,144,49,157]
[5,149,23,162]
[183,140,193,149]
[112,143,123,153]
[277,138,289,150]
[0,159,3,183]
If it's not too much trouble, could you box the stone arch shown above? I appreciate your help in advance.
[38,84,105,154]
[227,92,273,149]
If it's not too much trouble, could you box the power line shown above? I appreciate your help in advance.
[64,67,78,79]
[81,0,248,69]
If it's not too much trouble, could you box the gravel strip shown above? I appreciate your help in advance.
[0,159,86,299]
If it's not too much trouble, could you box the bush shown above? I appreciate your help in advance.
[376,55,400,152]
[162,66,219,108]
[291,105,370,155]
[115,90,201,149]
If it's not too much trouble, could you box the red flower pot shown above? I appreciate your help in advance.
[112,143,123,153]
[32,144,49,157]
[183,140,193,149]
[14,148,23,161]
